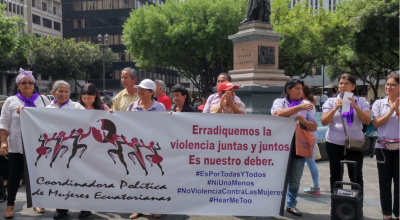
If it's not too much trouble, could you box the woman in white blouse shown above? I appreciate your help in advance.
[45,80,91,219]
[0,69,50,218]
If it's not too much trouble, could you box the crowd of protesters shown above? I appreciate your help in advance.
[0,67,398,220]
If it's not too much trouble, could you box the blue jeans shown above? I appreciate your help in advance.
[305,131,319,188]
[286,157,306,208]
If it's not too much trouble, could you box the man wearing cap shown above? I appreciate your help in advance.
[203,73,241,113]
[112,67,139,111]
[210,82,246,114]
[154,79,172,110]
[127,79,166,112]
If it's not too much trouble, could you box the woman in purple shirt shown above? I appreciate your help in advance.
[271,79,317,217]
[321,74,371,194]
[371,73,399,220]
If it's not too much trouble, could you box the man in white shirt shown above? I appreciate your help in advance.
[314,94,321,112]
[320,91,328,107]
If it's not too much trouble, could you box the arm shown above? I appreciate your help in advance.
[229,101,246,114]
[103,104,110,110]
[300,119,318,132]
[112,97,119,111]
[349,97,371,125]
[372,98,399,128]
[321,99,340,126]
[202,95,215,113]
[0,98,13,152]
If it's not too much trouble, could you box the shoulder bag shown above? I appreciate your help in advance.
[340,112,365,155]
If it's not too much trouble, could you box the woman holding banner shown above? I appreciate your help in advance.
[46,80,91,219]
[0,69,50,218]
[371,73,399,220]
[127,79,165,219]
[321,74,370,194]
[271,79,317,217]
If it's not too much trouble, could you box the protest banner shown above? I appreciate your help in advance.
[21,108,296,216]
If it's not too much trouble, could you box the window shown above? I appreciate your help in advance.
[54,21,61,31]
[42,2,47,11]
[32,14,41,25]
[43,17,52,28]
[113,35,120,45]
[12,3,15,13]
[315,0,318,9]
[112,0,118,9]
[0,0,3,4]
[73,19,85,28]
[333,0,336,10]
[17,4,19,14]
[32,0,35,7]
[121,52,126,62]
[8,2,11,11]
[119,0,127,8]
[20,5,23,15]
[103,0,112,9]
[73,1,81,11]
[53,6,56,14]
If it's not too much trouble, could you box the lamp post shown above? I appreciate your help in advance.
[98,33,109,94]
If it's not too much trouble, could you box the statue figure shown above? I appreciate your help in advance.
[241,0,271,24]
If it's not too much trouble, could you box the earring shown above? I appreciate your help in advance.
[33,89,36,94]
[17,89,21,93]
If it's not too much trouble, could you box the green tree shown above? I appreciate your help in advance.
[0,33,30,74]
[325,0,399,99]
[0,4,24,57]
[123,0,247,97]
[271,0,336,78]
[27,36,117,89]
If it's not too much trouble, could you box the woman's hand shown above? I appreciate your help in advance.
[108,109,114,114]
[294,115,306,124]
[16,106,24,114]
[348,97,357,108]
[390,98,399,114]
[297,103,313,111]
[220,93,228,108]
[0,141,8,156]
[334,99,342,111]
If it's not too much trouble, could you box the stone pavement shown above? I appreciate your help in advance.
[0,157,384,220]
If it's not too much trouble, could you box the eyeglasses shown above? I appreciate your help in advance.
[385,83,398,88]
[338,82,352,87]
[20,82,34,86]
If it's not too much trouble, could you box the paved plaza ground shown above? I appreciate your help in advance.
[0,157,385,220]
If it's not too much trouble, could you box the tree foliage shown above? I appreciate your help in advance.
[0,33,30,74]
[123,0,247,97]
[0,4,25,58]
[325,0,399,99]
[27,36,118,88]
[271,0,336,78]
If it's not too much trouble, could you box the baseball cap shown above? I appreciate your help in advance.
[198,104,205,111]
[134,79,156,91]
[218,81,239,94]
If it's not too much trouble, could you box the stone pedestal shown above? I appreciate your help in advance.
[228,21,289,115]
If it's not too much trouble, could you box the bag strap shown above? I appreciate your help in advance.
[339,111,349,155]
[39,95,46,106]
[339,112,349,137]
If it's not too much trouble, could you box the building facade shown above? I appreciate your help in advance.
[1,0,62,36]
[61,0,180,95]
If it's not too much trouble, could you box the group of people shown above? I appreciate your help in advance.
[0,67,398,220]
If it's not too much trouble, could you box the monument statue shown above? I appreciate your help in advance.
[241,0,271,24]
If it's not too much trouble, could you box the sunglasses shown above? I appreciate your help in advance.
[20,82,34,86]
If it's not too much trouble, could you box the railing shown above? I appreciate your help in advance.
[47,10,52,14]
[56,13,61,17]
[35,5,41,10]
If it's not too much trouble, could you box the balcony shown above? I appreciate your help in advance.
[34,5,41,10]
[88,79,122,89]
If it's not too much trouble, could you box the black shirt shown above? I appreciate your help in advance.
[172,103,196,112]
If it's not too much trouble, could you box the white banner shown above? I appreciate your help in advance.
[21,108,296,216]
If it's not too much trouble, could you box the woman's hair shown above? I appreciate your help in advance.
[303,84,314,103]
[9,76,39,96]
[79,83,103,109]
[336,73,358,95]
[282,79,304,99]
[170,84,191,105]
[52,80,70,91]
[386,72,399,83]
